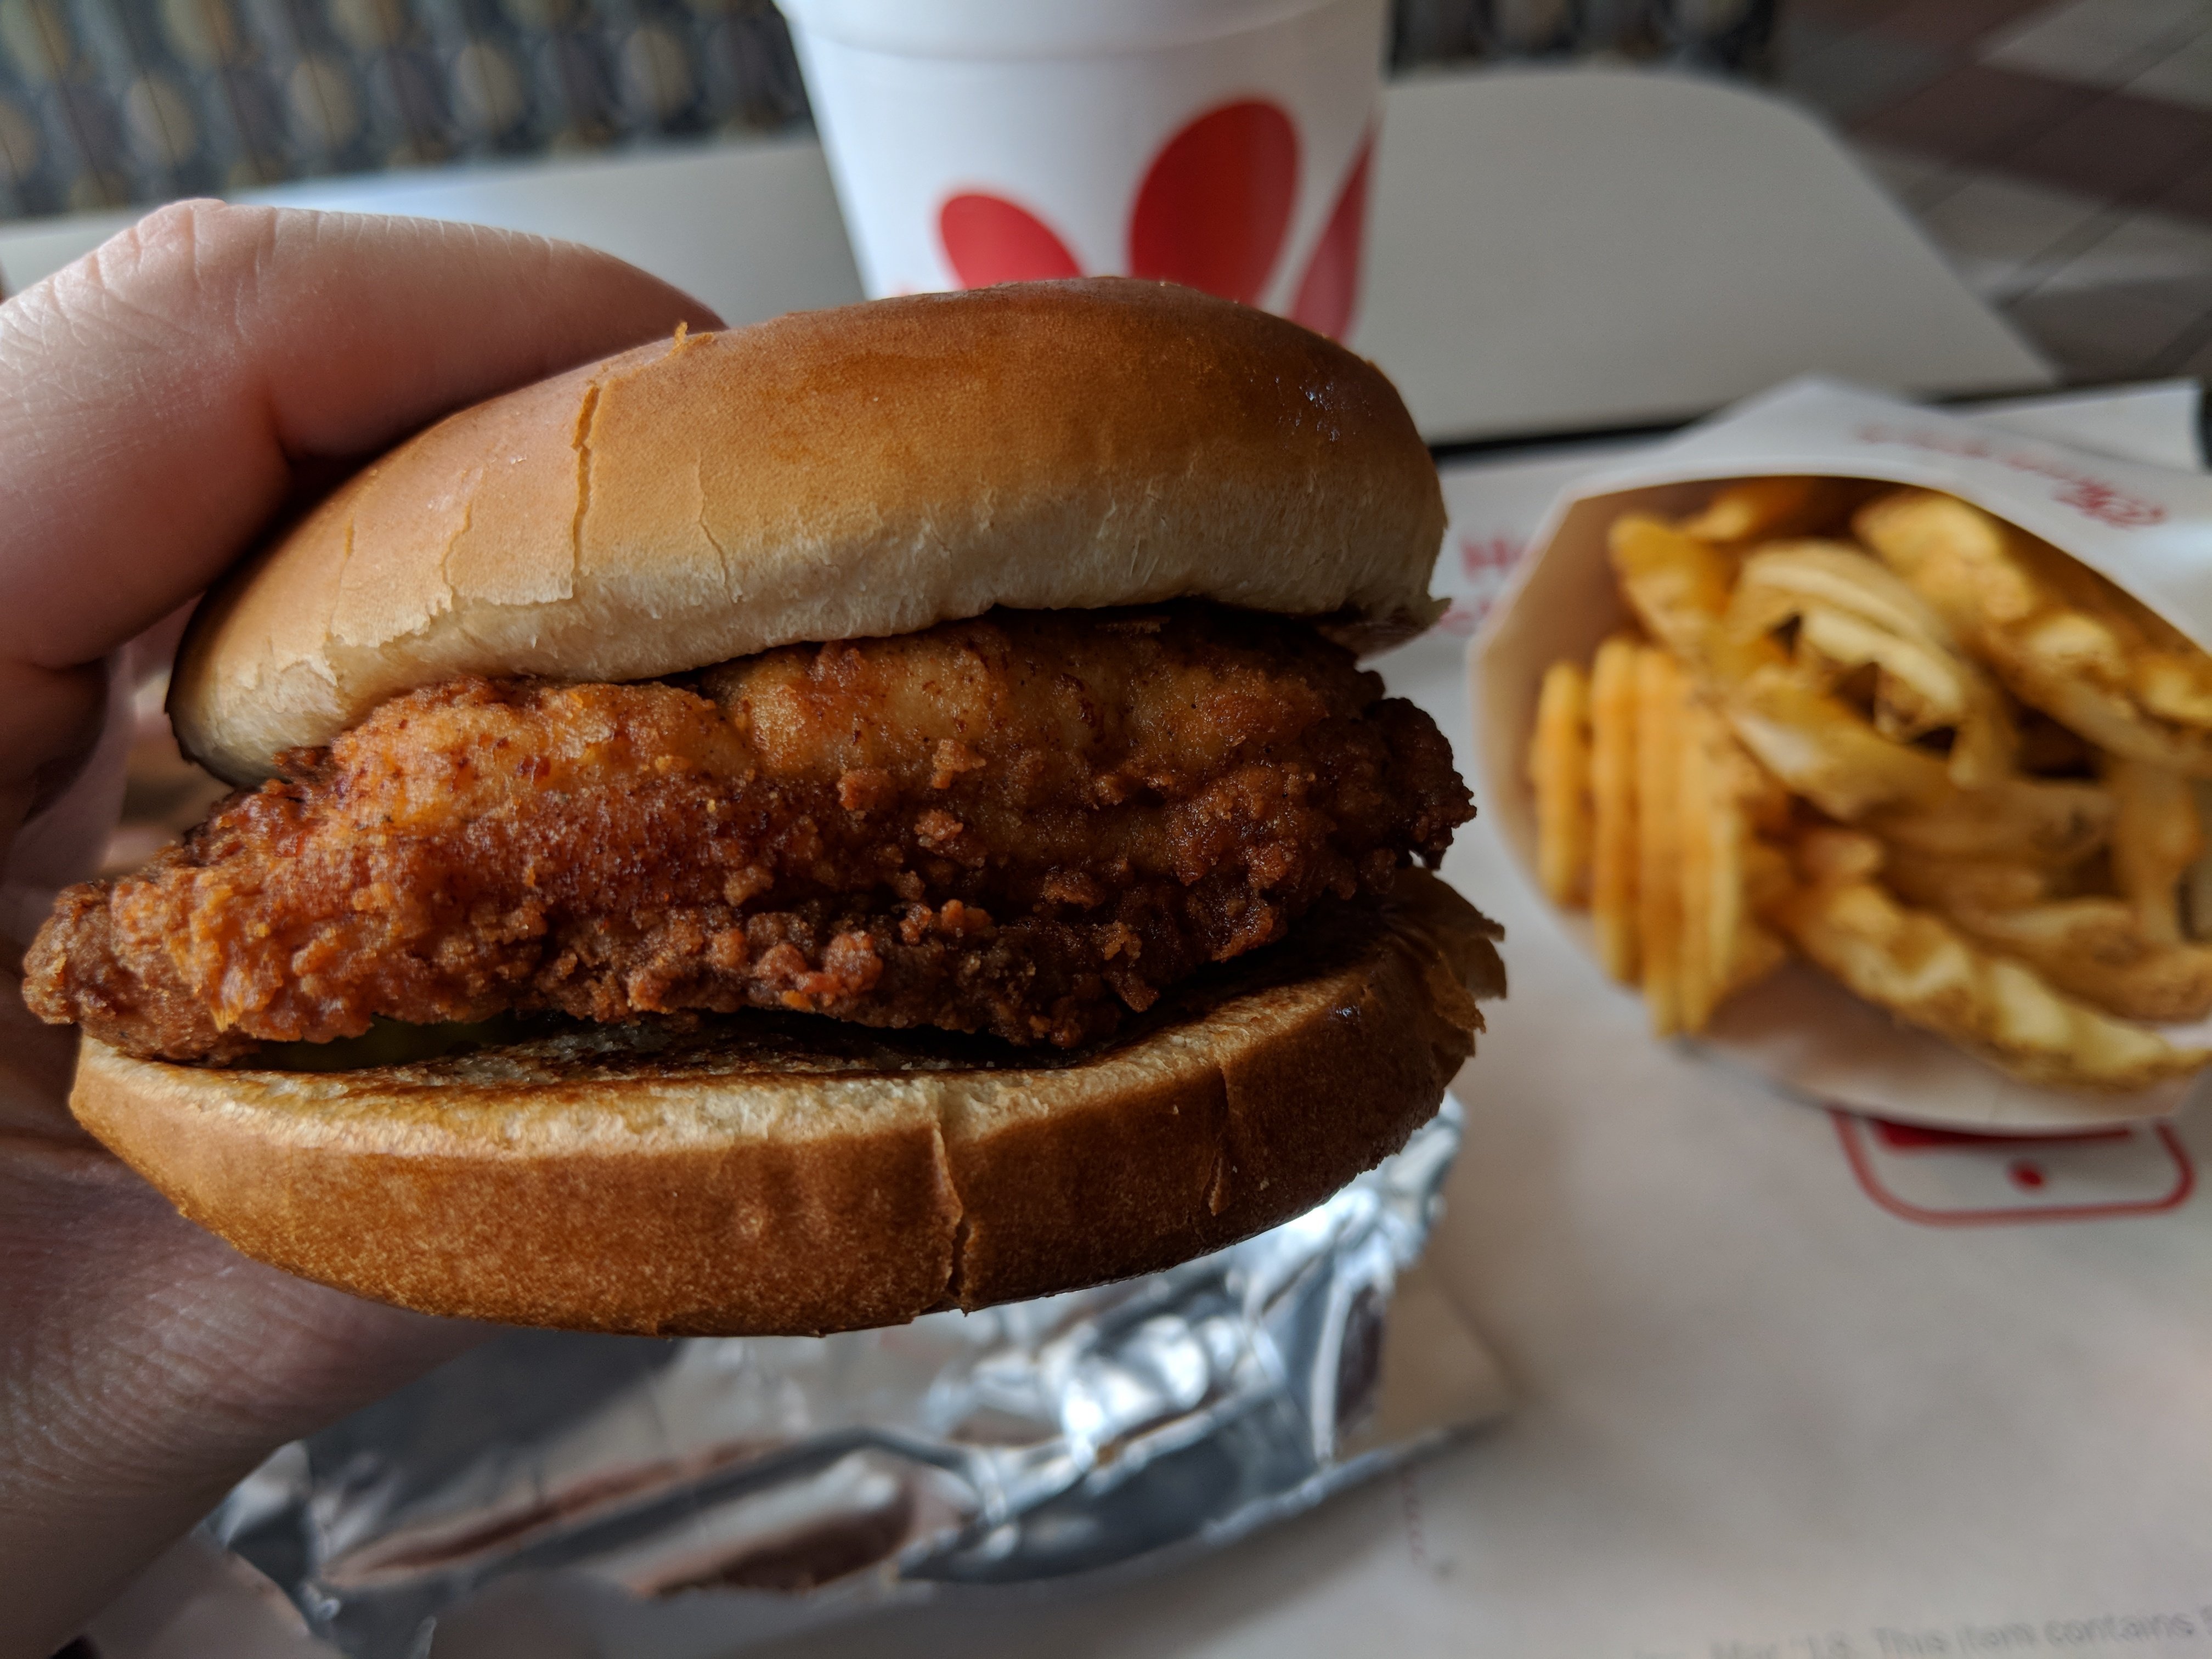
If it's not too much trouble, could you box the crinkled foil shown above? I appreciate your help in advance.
[210,1094,1496,1658]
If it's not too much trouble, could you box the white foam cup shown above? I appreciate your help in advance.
[776,0,1388,338]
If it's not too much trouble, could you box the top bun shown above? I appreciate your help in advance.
[174,278,1447,785]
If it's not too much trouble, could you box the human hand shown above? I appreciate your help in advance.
[0,201,717,1657]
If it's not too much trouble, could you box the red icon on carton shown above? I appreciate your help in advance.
[1833,1111,2194,1226]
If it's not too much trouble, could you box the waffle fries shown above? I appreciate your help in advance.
[1527,482,2212,1091]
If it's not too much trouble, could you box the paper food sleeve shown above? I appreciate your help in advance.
[1475,376,2212,1133]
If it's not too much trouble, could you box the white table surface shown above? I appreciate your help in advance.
[0,65,2053,445]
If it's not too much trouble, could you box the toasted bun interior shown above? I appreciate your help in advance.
[174,279,1448,785]
[70,872,1501,1336]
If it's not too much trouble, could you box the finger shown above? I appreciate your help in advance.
[0,200,721,676]
[0,1142,483,1657]
[0,967,91,1139]
[0,660,103,824]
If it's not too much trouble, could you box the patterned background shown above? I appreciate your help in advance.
[0,0,1776,221]
[1779,0,2212,386]
[0,0,810,218]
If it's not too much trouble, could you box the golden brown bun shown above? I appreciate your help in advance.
[174,279,1448,785]
[70,872,1499,1336]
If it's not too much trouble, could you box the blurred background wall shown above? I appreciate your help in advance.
[0,0,1778,221]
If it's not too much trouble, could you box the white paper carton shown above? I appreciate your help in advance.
[1475,377,2212,1133]
[775,0,1385,337]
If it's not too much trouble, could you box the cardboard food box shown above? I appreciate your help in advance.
[1476,377,2212,1133]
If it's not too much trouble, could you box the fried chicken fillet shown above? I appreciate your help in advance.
[26,605,1471,1064]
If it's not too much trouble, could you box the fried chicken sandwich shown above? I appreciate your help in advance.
[24,278,1502,1336]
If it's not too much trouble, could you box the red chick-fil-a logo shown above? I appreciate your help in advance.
[1431,532,1526,635]
[1853,423,2169,528]
[935,101,1375,342]
[1460,533,1523,585]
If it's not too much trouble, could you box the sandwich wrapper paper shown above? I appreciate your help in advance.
[80,380,2212,1659]
[1476,376,2212,1135]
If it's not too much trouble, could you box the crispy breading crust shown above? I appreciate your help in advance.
[27,605,1472,1062]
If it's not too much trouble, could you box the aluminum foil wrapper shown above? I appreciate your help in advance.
[208,1093,1501,1658]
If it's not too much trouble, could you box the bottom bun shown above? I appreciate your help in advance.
[70,871,1503,1336]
